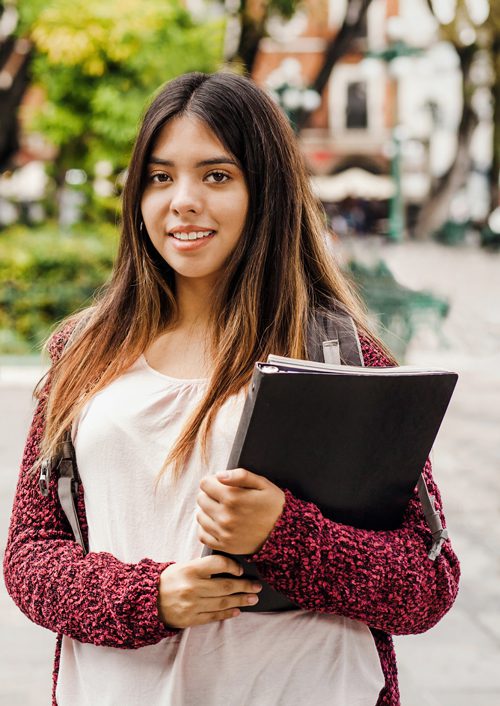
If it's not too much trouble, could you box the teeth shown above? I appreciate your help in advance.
[171,231,214,241]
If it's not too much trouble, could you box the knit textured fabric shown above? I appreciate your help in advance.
[3,323,460,705]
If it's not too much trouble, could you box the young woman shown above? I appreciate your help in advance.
[4,72,459,706]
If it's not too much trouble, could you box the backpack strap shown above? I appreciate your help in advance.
[57,431,87,552]
[38,312,92,554]
[308,308,364,367]
[322,311,364,367]
[417,476,449,560]
[316,309,448,561]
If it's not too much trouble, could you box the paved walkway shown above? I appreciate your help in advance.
[0,379,54,705]
[365,240,500,706]
[0,240,499,705]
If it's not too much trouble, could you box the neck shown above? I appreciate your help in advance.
[174,275,216,330]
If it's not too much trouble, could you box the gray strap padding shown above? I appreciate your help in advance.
[417,475,449,560]
[322,311,363,367]
[340,315,364,367]
[57,431,87,552]
[39,313,93,553]
[58,477,86,551]
[57,432,87,552]
[321,310,448,561]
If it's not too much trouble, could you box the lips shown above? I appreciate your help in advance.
[166,229,217,251]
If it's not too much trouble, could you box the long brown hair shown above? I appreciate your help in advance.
[37,71,393,476]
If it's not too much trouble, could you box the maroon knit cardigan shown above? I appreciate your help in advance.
[3,324,460,705]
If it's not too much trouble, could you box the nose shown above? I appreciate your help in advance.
[169,177,202,216]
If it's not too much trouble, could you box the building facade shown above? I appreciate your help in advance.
[251,0,466,227]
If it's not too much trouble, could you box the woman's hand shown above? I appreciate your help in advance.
[158,555,262,628]
[196,469,286,555]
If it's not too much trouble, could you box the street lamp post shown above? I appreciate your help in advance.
[365,37,423,242]
[266,58,321,133]
[274,84,322,132]
[388,129,404,243]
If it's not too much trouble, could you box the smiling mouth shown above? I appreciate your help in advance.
[168,230,216,241]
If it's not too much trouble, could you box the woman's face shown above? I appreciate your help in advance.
[141,114,249,288]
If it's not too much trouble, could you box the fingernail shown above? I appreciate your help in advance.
[217,470,231,480]
[252,583,262,592]
[247,595,259,605]
[232,609,240,617]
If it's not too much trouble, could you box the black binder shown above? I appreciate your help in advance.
[208,356,458,611]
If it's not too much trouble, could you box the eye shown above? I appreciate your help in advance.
[205,171,230,184]
[149,172,171,184]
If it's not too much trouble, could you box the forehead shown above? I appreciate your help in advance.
[151,114,228,159]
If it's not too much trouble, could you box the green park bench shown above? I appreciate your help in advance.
[347,259,450,360]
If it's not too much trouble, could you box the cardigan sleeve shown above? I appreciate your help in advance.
[3,325,177,649]
[250,336,460,636]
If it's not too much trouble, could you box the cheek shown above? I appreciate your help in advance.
[140,196,164,255]
[228,192,249,237]
[141,191,167,228]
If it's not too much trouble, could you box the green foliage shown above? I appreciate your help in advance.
[268,0,298,19]
[16,0,47,34]
[0,224,117,353]
[21,0,226,175]
[428,0,500,206]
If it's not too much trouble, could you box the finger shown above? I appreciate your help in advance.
[193,589,261,625]
[196,490,220,519]
[194,554,244,578]
[200,592,260,613]
[199,475,226,501]
[196,510,221,541]
[198,526,223,552]
[216,468,267,489]
[193,607,241,625]
[201,576,263,598]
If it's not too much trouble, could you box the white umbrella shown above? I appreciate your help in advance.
[311,168,395,202]
[0,161,48,201]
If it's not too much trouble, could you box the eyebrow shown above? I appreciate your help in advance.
[148,156,239,168]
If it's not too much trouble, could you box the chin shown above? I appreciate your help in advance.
[170,265,222,282]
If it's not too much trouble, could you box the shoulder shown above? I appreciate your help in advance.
[46,308,95,365]
[47,321,77,363]
[358,333,393,368]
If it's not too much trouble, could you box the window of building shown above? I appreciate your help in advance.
[356,10,368,40]
[346,81,368,129]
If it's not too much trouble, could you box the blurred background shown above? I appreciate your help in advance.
[0,1,499,705]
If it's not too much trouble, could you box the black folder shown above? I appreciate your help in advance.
[208,356,458,612]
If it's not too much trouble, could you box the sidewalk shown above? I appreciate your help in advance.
[0,377,54,706]
[0,363,48,388]
[1,240,499,705]
[381,241,500,706]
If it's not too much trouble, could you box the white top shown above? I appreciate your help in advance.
[57,355,384,706]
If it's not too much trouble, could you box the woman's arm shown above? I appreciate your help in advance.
[4,326,261,643]
[250,336,460,635]
[3,380,177,649]
[250,458,459,635]
[3,324,176,648]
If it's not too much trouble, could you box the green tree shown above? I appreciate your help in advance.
[221,0,373,136]
[0,2,32,170]
[415,0,499,238]
[224,0,298,72]
[296,0,374,130]
[22,0,225,181]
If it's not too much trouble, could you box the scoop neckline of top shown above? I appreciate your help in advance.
[139,354,208,384]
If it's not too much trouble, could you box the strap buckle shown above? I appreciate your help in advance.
[39,458,53,497]
[428,528,449,561]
